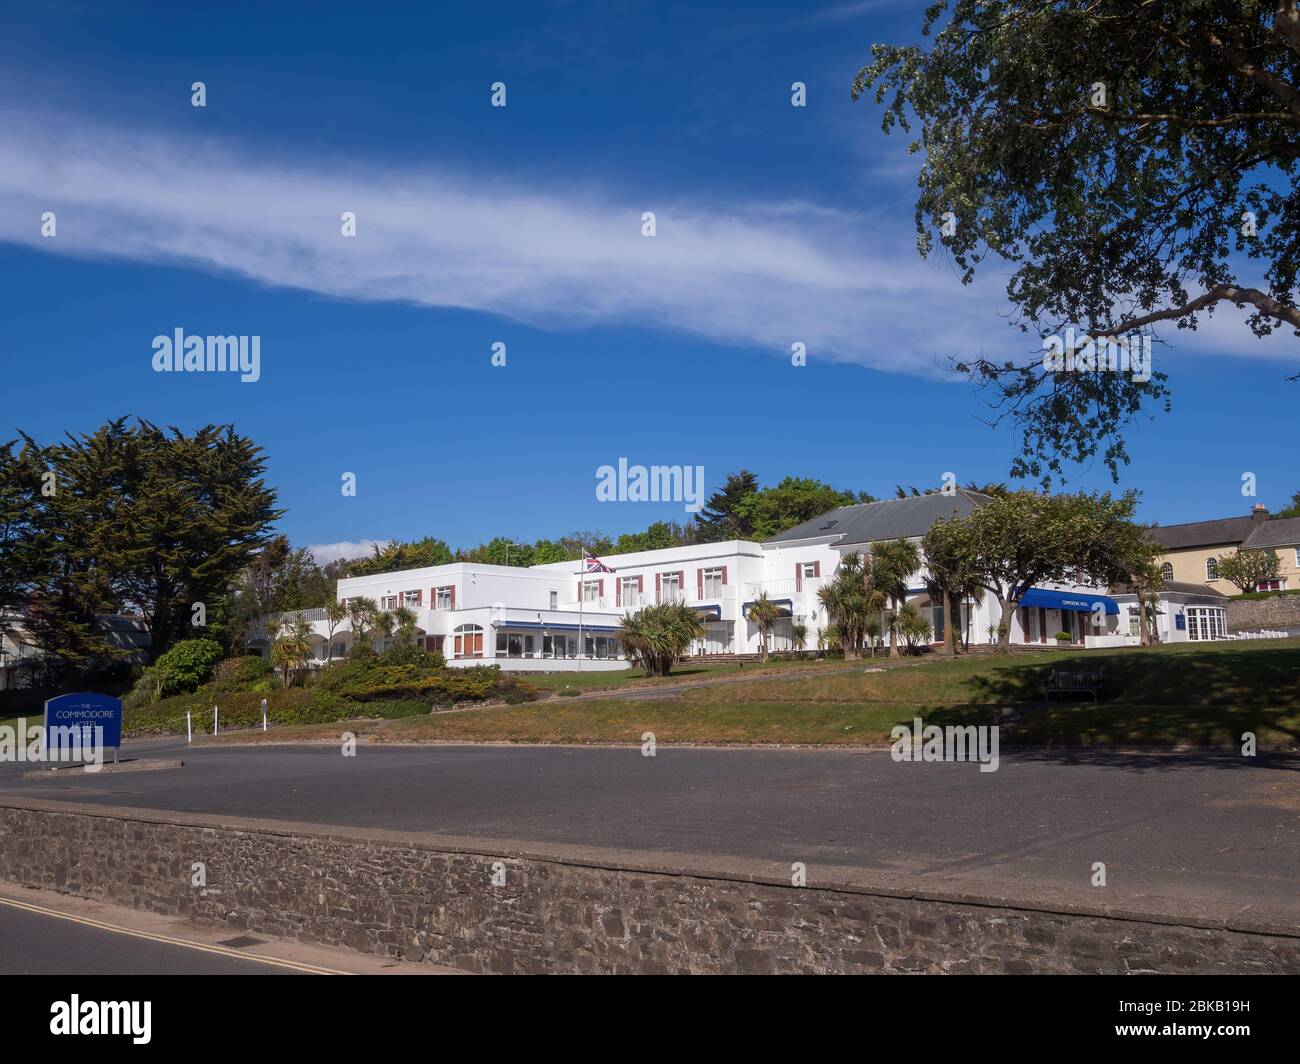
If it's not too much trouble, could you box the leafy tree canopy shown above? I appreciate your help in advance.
[857,1,1300,485]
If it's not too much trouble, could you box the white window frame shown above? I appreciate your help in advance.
[702,567,724,598]
[1205,557,1219,581]
[435,587,453,610]
[582,580,601,603]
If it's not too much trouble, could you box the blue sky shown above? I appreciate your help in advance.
[2,0,1296,560]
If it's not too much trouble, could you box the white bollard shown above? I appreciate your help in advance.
[262,698,268,732]
[186,710,192,744]
[213,705,219,735]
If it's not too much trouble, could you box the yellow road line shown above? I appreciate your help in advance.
[0,896,346,975]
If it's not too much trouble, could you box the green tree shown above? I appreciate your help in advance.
[323,600,348,663]
[790,622,808,656]
[868,538,921,658]
[816,552,881,660]
[746,591,783,662]
[271,616,315,687]
[346,596,377,651]
[1275,491,1300,519]
[617,601,706,677]
[1216,548,1282,593]
[614,521,693,554]
[939,490,1142,652]
[922,520,987,654]
[856,2,1300,485]
[733,477,871,539]
[696,470,760,542]
[349,537,454,576]
[896,604,933,654]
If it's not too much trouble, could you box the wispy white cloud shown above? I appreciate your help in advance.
[0,109,1292,377]
[0,109,1008,378]
[307,539,386,565]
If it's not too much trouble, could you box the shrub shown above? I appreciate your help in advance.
[210,655,277,693]
[124,638,225,707]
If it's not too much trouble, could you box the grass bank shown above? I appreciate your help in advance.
[206,639,1300,750]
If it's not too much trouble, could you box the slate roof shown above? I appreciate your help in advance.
[762,490,991,547]
[1111,580,1228,599]
[1243,516,1300,549]
[1147,516,1257,550]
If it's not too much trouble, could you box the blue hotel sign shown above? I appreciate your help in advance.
[43,692,123,762]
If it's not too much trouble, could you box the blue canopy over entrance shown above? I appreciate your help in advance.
[1019,588,1118,615]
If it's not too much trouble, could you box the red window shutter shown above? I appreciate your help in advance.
[616,580,621,606]
[697,569,703,597]
[655,573,661,603]
[813,561,820,578]
[637,575,644,592]
[599,578,605,596]
[795,562,803,592]
[721,566,727,585]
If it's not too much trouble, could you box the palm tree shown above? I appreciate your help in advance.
[896,603,932,654]
[372,610,396,652]
[746,591,782,662]
[271,616,315,687]
[346,596,377,652]
[868,538,921,658]
[817,552,881,660]
[617,601,706,677]
[392,605,419,647]
[791,622,808,657]
[864,617,883,655]
[323,600,348,664]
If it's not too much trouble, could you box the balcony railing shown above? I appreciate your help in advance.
[743,577,828,598]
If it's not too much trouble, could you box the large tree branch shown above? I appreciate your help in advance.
[1087,284,1300,337]
[1275,2,1300,58]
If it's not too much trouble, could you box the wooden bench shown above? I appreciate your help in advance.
[1042,668,1103,702]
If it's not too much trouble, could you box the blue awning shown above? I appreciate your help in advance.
[693,605,722,620]
[741,598,793,618]
[1019,588,1118,615]
[494,620,623,632]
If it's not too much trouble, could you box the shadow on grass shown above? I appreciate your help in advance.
[897,700,1300,767]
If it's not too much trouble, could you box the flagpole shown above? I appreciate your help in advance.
[577,546,584,673]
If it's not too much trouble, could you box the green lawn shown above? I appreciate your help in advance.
[514,657,848,694]
[207,639,1300,750]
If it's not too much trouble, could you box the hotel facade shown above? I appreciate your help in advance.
[271,492,1166,671]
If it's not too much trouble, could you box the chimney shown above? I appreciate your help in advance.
[1251,503,1269,522]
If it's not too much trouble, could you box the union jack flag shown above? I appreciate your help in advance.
[584,554,614,574]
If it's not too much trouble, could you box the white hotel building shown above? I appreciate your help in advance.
[272,492,1149,671]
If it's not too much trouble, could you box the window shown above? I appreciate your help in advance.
[660,572,681,603]
[380,595,398,610]
[549,591,558,610]
[1205,557,1219,581]
[701,567,724,598]
[1160,563,1174,582]
[621,577,640,607]
[1256,578,1284,592]
[453,624,483,658]
[801,562,817,578]
[1184,607,1227,641]
[434,586,454,610]
[402,590,422,608]
[582,580,601,602]
[1128,615,1140,636]
[1295,548,1300,569]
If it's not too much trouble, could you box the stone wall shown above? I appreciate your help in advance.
[1,799,1296,975]
[1226,593,1300,632]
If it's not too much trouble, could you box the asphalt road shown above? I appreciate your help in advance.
[0,900,287,975]
[2,738,1296,921]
